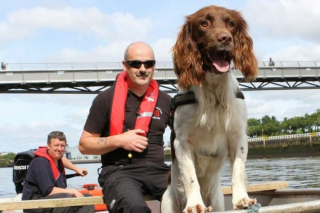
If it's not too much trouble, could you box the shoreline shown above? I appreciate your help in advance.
[70,159,100,164]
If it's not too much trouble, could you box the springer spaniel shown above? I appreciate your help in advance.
[161,5,258,213]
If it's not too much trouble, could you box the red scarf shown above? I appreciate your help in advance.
[34,146,65,180]
[110,72,159,136]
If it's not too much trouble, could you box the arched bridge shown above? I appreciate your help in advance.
[0,61,319,94]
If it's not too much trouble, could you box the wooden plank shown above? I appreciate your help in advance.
[222,181,289,195]
[0,196,103,211]
[215,199,320,213]
[0,182,289,211]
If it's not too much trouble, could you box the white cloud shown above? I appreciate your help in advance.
[47,38,175,63]
[245,0,320,42]
[243,0,320,61]
[0,6,152,43]
[153,38,176,61]
[245,89,320,121]
[272,44,320,61]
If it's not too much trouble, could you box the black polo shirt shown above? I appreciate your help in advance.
[84,85,171,165]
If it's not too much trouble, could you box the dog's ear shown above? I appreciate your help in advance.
[233,13,258,82]
[172,21,205,90]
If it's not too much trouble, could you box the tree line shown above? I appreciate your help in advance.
[247,109,320,137]
[0,152,15,167]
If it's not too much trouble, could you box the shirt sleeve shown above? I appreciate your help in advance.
[84,90,111,135]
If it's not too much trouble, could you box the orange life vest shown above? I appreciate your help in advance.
[110,72,159,136]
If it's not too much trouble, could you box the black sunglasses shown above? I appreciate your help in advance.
[125,60,156,69]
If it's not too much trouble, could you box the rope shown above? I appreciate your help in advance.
[247,203,261,213]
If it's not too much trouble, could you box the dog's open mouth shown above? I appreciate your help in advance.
[204,50,231,73]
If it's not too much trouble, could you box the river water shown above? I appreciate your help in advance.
[1,156,320,198]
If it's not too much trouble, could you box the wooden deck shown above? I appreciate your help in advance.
[3,181,320,213]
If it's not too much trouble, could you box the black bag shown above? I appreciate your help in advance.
[12,149,36,194]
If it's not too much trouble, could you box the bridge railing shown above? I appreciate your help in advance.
[2,60,320,70]
[2,61,176,71]
[1,61,319,90]
[248,132,320,142]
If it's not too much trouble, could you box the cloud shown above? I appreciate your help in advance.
[153,38,176,61]
[0,112,86,152]
[245,89,320,121]
[46,38,175,63]
[0,6,152,44]
[272,44,320,61]
[0,94,96,152]
[242,0,320,61]
[245,0,320,42]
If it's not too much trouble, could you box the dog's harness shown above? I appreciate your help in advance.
[170,88,245,129]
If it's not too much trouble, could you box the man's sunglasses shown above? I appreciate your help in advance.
[125,60,156,69]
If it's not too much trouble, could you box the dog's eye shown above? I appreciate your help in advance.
[201,20,209,27]
[228,21,235,28]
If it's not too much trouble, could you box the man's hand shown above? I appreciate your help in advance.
[71,189,85,197]
[119,129,148,153]
[76,168,88,177]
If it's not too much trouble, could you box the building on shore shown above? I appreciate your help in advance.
[66,146,100,160]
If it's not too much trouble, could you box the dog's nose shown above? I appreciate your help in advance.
[218,32,232,45]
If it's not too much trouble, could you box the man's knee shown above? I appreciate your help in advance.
[109,199,151,213]
[126,202,151,213]
[104,189,150,213]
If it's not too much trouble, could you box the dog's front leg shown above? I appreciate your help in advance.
[174,138,212,213]
[228,134,256,209]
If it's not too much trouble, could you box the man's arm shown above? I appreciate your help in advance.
[78,129,149,155]
[61,157,88,177]
[49,187,84,197]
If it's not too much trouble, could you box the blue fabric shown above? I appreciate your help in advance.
[22,157,66,200]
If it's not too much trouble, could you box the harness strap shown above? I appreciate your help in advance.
[170,88,245,129]
[171,91,197,108]
[236,87,245,99]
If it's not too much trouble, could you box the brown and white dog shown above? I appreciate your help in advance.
[161,5,258,213]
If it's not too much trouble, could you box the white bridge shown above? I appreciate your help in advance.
[0,60,319,93]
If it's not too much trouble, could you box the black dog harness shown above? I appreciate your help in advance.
[170,88,245,129]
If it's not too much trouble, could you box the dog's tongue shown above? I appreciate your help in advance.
[213,59,229,72]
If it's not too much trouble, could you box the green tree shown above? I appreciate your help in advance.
[260,115,281,136]
[0,152,16,166]
[247,108,320,136]
[247,118,261,137]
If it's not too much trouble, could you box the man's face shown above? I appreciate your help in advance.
[47,138,66,161]
[123,45,155,88]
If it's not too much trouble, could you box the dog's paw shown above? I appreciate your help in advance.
[234,197,257,210]
[183,205,212,213]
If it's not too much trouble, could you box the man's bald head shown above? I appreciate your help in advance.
[124,42,155,60]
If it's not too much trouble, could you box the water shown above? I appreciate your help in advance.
[1,157,320,198]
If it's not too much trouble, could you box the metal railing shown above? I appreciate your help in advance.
[1,60,320,70]
[1,61,319,93]
[248,132,320,142]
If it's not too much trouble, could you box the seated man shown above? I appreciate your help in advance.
[78,42,171,213]
[22,131,94,213]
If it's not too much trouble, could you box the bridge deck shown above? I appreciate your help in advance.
[0,61,319,93]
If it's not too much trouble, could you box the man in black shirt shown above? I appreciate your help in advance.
[79,42,171,213]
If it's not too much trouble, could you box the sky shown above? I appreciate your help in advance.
[0,0,320,153]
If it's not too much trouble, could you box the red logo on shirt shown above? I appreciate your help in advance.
[153,107,162,119]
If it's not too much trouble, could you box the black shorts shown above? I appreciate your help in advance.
[99,161,170,213]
